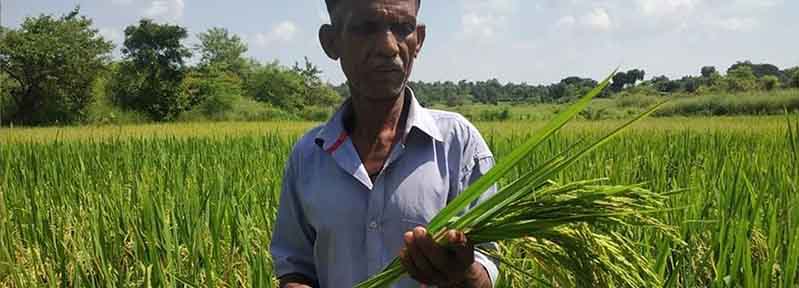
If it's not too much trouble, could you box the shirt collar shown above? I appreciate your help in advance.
[315,86,443,152]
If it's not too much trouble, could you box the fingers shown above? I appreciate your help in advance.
[447,230,475,271]
[401,229,436,284]
[400,227,478,286]
[399,245,426,285]
[412,227,450,284]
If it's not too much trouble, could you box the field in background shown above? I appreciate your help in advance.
[1,116,797,287]
[432,89,799,121]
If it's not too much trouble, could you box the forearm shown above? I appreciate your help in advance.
[443,262,492,288]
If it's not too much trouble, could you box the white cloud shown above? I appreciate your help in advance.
[254,21,298,47]
[110,0,133,5]
[555,15,576,28]
[731,0,783,10]
[710,17,758,32]
[144,0,184,21]
[582,7,612,32]
[459,0,519,40]
[637,0,698,17]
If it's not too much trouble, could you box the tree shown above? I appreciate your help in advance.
[628,69,646,84]
[728,61,785,81]
[182,65,242,118]
[726,65,758,92]
[195,27,248,76]
[760,75,780,91]
[110,19,192,121]
[610,69,644,93]
[247,62,305,111]
[793,72,799,88]
[785,67,799,88]
[0,8,112,125]
[471,79,504,105]
[701,66,717,78]
[650,76,679,93]
[292,57,341,107]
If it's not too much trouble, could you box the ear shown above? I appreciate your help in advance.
[414,23,426,59]
[319,24,339,60]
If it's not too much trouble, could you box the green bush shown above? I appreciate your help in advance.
[182,66,243,119]
[760,75,780,91]
[300,106,334,121]
[246,64,305,111]
[87,74,150,125]
[791,70,799,88]
[616,92,660,108]
[476,106,513,121]
[726,66,759,92]
[655,90,799,116]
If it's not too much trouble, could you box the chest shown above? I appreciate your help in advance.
[354,138,395,176]
[298,139,455,236]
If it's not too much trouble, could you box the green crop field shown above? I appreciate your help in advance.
[1,116,797,287]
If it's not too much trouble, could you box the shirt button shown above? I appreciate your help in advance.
[369,220,378,230]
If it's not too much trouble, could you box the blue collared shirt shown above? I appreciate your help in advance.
[270,89,499,287]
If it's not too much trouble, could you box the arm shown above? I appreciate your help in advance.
[271,157,319,287]
[279,273,316,288]
[399,122,498,288]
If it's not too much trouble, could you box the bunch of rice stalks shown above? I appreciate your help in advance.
[355,72,682,288]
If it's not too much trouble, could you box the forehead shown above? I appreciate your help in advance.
[335,0,418,22]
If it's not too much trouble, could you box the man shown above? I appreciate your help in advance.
[270,0,498,287]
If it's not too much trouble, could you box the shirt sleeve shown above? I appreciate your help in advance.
[270,154,318,282]
[463,155,500,287]
[455,118,500,286]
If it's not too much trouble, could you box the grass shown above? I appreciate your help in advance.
[428,89,799,121]
[0,115,797,287]
[654,89,799,116]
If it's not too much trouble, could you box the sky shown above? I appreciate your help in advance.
[4,0,799,85]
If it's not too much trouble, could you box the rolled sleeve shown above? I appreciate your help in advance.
[475,249,500,286]
[270,157,317,281]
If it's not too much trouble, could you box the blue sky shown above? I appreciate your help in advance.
[5,0,798,84]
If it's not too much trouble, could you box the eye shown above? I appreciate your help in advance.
[350,21,381,35]
[391,23,416,39]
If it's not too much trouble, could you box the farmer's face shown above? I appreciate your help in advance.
[321,0,425,102]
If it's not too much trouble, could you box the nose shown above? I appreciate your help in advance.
[374,29,400,58]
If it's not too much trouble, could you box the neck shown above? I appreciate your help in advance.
[347,88,407,143]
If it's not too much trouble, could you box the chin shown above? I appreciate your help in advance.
[358,83,406,102]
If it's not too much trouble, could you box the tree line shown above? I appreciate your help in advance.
[2,8,798,125]
[393,63,799,107]
[0,8,340,125]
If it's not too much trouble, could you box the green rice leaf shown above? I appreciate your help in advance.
[354,73,678,288]
[425,71,617,234]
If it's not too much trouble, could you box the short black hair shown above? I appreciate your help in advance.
[324,0,421,14]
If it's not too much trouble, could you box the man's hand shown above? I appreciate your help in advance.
[399,227,491,288]
[279,273,315,288]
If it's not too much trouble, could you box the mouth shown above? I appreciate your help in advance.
[373,65,403,73]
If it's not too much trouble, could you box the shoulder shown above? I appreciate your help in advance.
[286,125,325,169]
[426,109,478,136]
[425,108,492,158]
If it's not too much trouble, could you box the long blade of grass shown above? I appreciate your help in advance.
[356,72,617,288]
[426,70,616,234]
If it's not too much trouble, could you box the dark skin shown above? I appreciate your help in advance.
[279,0,491,287]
